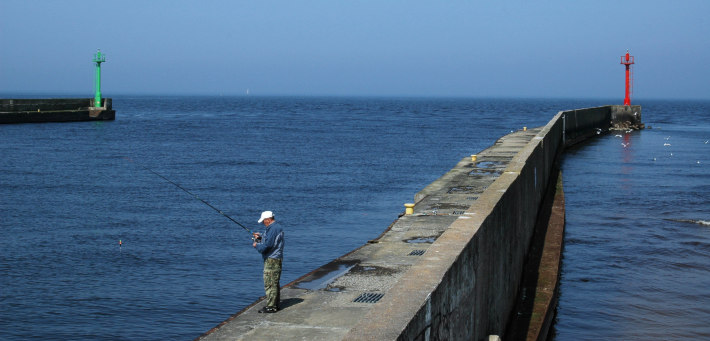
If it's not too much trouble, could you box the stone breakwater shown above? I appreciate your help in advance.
[0,98,115,124]
[197,105,641,341]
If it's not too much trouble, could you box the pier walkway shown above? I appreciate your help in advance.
[197,128,543,341]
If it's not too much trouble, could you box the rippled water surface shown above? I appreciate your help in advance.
[1,96,707,340]
[555,101,710,340]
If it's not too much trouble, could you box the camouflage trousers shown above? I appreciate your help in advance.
[263,258,282,309]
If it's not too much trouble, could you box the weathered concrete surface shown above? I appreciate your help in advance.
[198,105,641,341]
[504,171,565,341]
[0,98,115,124]
[561,105,643,146]
[344,117,566,341]
[197,127,546,341]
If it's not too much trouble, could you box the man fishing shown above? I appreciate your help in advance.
[125,159,287,313]
[252,211,284,314]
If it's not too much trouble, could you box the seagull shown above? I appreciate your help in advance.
[664,143,671,146]
[653,157,657,161]
[705,140,708,144]
[665,136,671,140]
[615,134,622,137]
[622,142,629,148]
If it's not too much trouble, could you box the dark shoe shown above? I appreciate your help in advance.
[258,306,277,313]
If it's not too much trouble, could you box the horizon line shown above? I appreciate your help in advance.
[1,91,708,102]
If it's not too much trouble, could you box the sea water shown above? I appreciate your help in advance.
[554,100,710,340]
[0,96,707,340]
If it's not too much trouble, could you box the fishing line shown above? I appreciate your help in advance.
[122,157,254,235]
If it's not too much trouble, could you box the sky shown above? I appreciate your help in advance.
[1,1,709,99]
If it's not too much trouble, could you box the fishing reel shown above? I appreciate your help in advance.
[251,233,262,243]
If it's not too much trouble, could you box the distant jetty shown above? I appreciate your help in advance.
[0,98,115,124]
[1,50,115,124]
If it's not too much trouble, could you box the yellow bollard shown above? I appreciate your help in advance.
[404,203,415,215]
[471,154,477,162]
[523,126,527,131]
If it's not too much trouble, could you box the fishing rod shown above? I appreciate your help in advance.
[123,157,254,236]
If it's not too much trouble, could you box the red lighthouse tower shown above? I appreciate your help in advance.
[620,50,635,106]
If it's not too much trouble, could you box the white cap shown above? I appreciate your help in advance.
[258,211,274,223]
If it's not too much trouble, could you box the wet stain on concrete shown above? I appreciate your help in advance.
[404,236,437,244]
[348,264,399,276]
[473,161,506,169]
[428,203,470,210]
[448,186,486,194]
[293,260,359,290]
[326,286,345,292]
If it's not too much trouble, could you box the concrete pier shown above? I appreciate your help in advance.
[0,98,115,124]
[197,105,641,341]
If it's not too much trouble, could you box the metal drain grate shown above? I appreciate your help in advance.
[353,293,385,303]
[409,249,425,256]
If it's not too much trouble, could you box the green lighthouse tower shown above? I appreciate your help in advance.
[93,49,106,108]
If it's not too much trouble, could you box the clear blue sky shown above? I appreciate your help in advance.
[2,1,708,99]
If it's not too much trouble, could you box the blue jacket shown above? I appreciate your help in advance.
[255,223,284,261]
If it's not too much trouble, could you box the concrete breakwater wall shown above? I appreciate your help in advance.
[346,105,640,340]
[345,115,563,340]
[0,98,115,124]
[198,105,641,341]
[564,105,642,145]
